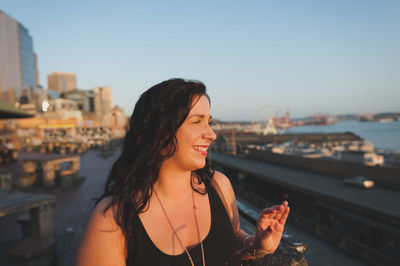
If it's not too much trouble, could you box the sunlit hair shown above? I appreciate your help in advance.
[97,78,214,263]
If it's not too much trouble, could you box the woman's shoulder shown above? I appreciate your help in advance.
[91,196,119,230]
[76,196,126,266]
[212,170,234,197]
[211,170,240,233]
[78,196,120,235]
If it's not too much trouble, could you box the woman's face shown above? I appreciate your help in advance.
[169,95,217,171]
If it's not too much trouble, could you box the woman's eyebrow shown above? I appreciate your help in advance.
[187,114,213,119]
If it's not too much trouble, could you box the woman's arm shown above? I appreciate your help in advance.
[76,197,127,266]
[213,171,290,260]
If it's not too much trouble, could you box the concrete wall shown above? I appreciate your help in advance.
[248,149,400,190]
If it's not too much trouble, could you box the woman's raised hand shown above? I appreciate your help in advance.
[254,201,290,255]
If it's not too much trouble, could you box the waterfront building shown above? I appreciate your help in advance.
[110,106,126,128]
[36,88,51,112]
[47,90,60,100]
[47,72,77,93]
[340,151,384,166]
[48,98,83,124]
[384,152,400,167]
[93,86,113,124]
[49,98,79,112]
[100,106,127,138]
[0,10,38,104]
[62,89,95,116]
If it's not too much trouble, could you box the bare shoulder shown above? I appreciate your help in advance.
[212,170,235,199]
[90,197,119,230]
[76,196,126,266]
[212,171,240,232]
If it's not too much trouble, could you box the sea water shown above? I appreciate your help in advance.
[286,120,400,152]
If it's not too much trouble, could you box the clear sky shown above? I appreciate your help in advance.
[1,0,399,121]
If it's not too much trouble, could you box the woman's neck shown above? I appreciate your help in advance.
[154,165,193,201]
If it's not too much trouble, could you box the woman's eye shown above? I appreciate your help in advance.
[193,120,201,124]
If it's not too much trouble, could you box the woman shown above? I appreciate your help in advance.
[77,78,290,266]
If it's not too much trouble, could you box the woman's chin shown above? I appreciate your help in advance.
[191,161,206,171]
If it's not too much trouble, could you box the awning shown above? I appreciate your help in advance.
[0,99,35,119]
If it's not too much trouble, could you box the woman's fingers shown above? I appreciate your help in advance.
[270,206,289,231]
[267,201,288,219]
[279,206,290,225]
[273,206,286,221]
[258,201,289,217]
[260,206,279,215]
[260,201,287,215]
[258,202,290,227]
[257,210,276,229]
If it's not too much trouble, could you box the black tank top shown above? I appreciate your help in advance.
[128,179,241,266]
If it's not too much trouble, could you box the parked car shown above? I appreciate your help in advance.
[344,176,374,189]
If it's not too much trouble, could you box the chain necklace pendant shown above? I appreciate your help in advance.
[154,187,205,266]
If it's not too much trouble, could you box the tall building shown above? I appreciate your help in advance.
[47,72,77,93]
[34,53,40,86]
[94,86,113,123]
[0,10,37,104]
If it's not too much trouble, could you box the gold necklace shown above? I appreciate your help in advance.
[154,187,205,266]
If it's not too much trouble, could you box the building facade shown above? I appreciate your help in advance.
[34,53,40,86]
[0,10,37,104]
[93,86,113,124]
[110,106,127,128]
[48,98,83,124]
[62,89,95,115]
[47,72,77,93]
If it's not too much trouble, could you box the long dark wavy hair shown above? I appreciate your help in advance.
[97,78,214,263]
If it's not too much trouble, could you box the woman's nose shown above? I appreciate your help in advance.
[204,124,217,141]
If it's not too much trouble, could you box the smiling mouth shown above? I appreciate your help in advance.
[193,146,208,151]
[193,146,208,155]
